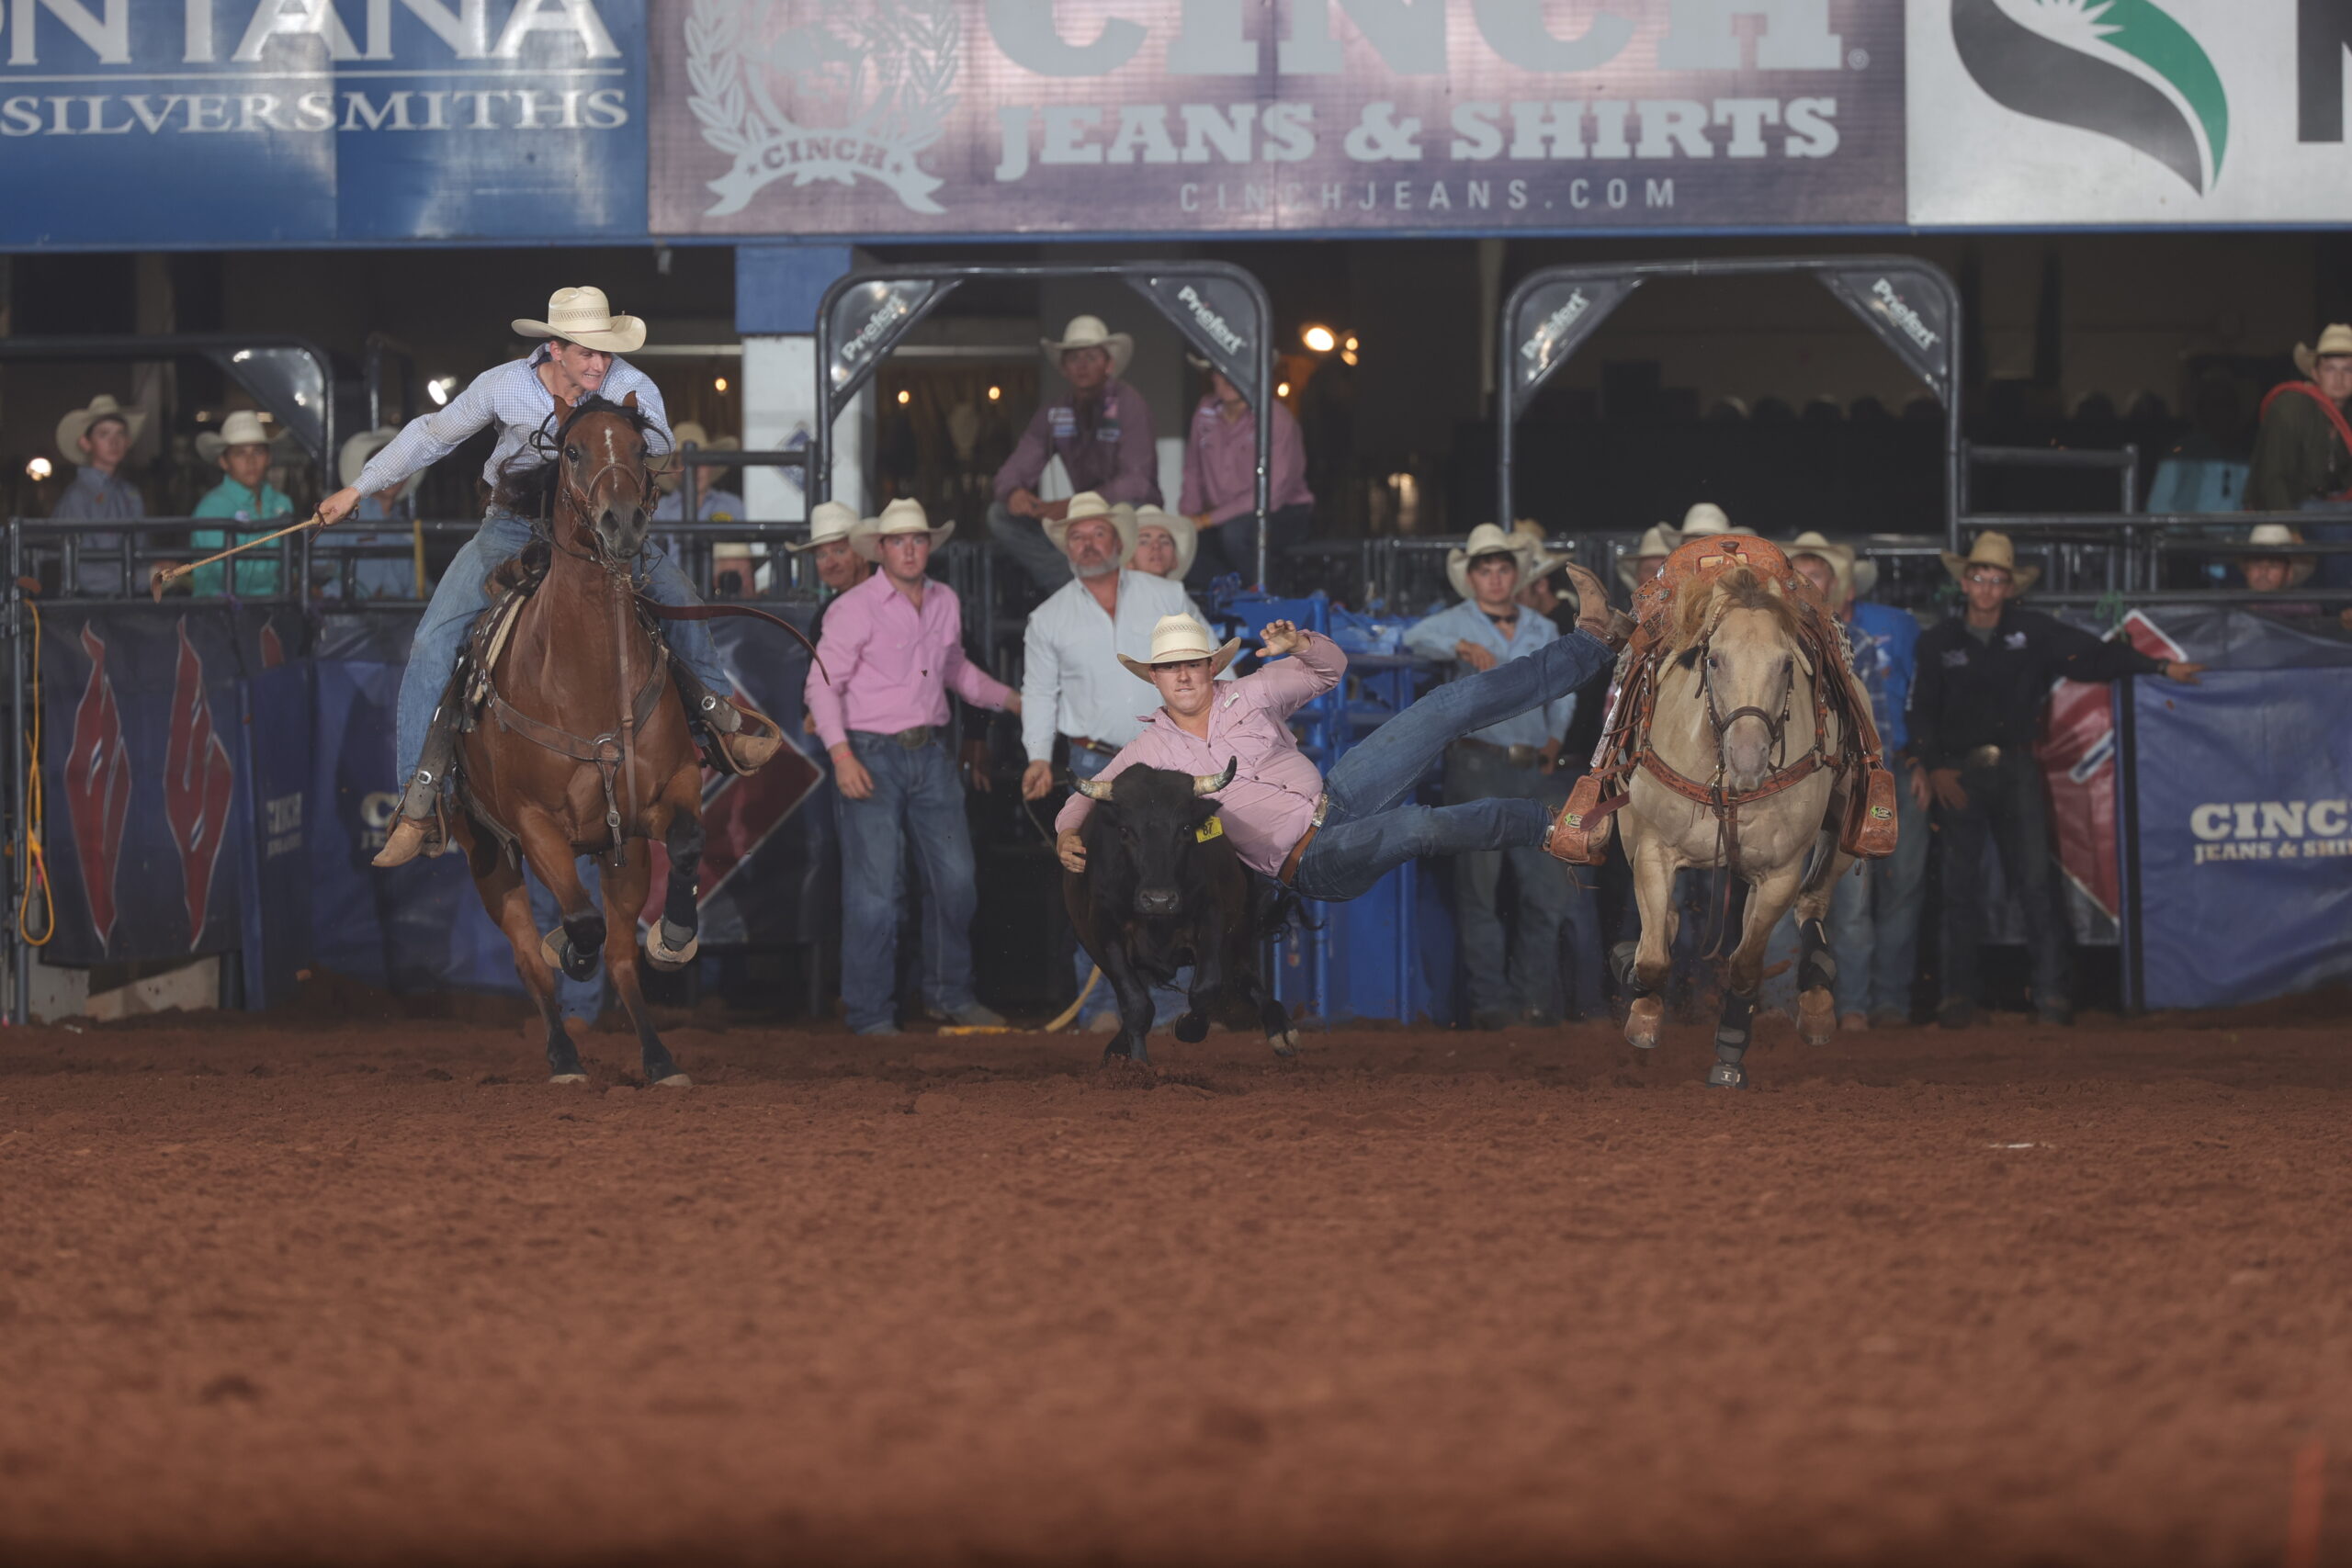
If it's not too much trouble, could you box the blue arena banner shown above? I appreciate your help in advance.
[235,659,315,1009]
[0,0,645,246]
[2126,668,2352,1011]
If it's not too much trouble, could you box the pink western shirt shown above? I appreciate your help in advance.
[1178,394,1314,526]
[805,569,1014,750]
[1054,631,1344,879]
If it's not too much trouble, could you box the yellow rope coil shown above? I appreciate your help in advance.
[17,597,52,946]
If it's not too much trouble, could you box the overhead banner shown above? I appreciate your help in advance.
[1817,264,1952,397]
[1908,0,2352,225]
[1125,272,1267,406]
[0,0,647,245]
[826,277,949,405]
[1511,276,1643,398]
[650,0,1905,235]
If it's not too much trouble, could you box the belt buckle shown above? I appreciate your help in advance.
[1507,743,1538,770]
[898,727,932,750]
[1964,744,2002,770]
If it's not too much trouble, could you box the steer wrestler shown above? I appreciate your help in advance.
[1055,565,1630,902]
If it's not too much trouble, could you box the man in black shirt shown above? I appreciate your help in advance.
[1908,533,2204,1027]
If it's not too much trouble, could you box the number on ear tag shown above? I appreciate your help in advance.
[1195,815,1225,843]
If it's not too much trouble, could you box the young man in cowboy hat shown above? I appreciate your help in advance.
[808,499,1023,1035]
[1909,531,2203,1028]
[188,410,294,597]
[2248,323,2352,589]
[989,315,1162,595]
[1014,491,1207,1030]
[1056,567,1632,911]
[50,393,148,595]
[1178,362,1314,592]
[1404,525,1599,1027]
[313,287,777,868]
[1619,522,1681,597]
[1128,504,1195,583]
[326,425,426,600]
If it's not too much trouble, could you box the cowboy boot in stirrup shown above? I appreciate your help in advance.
[1562,564,1634,650]
[371,705,461,869]
[671,666,784,775]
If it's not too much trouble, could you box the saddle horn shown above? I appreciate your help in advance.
[1194,758,1238,796]
[1074,776,1114,800]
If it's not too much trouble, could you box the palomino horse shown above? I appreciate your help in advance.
[1617,564,1865,1088]
[449,395,706,1087]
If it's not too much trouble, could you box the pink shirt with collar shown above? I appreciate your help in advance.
[1053,631,1345,878]
[805,569,1015,750]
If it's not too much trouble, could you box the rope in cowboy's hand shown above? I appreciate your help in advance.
[17,591,53,949]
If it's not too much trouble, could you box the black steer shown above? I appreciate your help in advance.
[1065,759,1299,1066]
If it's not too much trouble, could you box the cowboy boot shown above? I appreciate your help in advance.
[371,701,462,869]
[1562,563,1635,650]
[671,665,783,775]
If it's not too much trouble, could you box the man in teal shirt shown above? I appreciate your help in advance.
[190,411,293,596]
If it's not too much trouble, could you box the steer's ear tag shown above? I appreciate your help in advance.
[1195,815,1225,843]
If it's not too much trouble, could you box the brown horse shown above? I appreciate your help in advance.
[448,394,706,1087]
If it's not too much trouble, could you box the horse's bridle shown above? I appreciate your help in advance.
[1698,635,1796,777]
[535,405,651,574]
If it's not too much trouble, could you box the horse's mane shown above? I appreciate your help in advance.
[1668,565,1805,652]
[492,394,652,516]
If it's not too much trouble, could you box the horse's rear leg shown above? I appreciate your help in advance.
[469,831,585,1082]
[599,842,688,1088]
[646,807,703,972]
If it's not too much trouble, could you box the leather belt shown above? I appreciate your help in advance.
[854,726,936,750]
[1279,794,1331,888]
[1962,744,2004,770]
[1454,737,1544,770]
[1066,735,1121,757]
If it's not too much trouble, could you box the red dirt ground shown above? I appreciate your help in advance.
[1,1001,2348,1567]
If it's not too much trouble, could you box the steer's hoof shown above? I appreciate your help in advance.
[1172,1011,1209,1043]
[653,1073,692,1089]
[1707,1061,1747,1089]
[1624,995,1664,1051]
[548,1071,588,1085]
[1271,1028,1298,1059]
[1798,988,1836,1047]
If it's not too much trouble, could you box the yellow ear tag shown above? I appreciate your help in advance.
[1195,815,1225,843]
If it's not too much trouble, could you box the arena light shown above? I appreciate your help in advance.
[714,376,729,394]
[1276,381,1291,399]
[427,377,456,407]
[25,457,51,480]
[1301,324,1337,354]
[896,389,911,405]
[987,386,1001,401]
[1344,334,1359,353]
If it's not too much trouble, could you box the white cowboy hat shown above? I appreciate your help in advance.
[1445,522,1532,602]
[1119,614,1241,682]
[1132,504,1196,581]
[1940,529,2041,593]
[1680,502,1732,536]
[1043,491,1138,564]
[2245,523,2319,589]
[1508,520,1568,581]
[851,496,955,561]
[55,393,145,457]
[1785,530,1856,608]
[786,500,865,553]
[511,286,647,355]
[1619,522,1682,589]
[656,420,740,493]
[1041,314,1133,379]
[196,409,288,463]
[337,425,423,501]
[2292,322,2352,380]
[1851,556,1881,600]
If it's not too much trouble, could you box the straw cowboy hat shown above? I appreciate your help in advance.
[1446,523,1533,602]
[2292,322,2352,379]
[1941,529,2041,592]
[337,426,424,502]
[511,286,646,355]
[785,500,866,553]
[1509,520,1568,581]
[851,496,955,560]
[1119,614,1241,682]
[55,392,145,457]
[1680,502,1732,536]
[1620,521,1682,589]
[1041,314,1133,379]
[1786,530,1857,607]
[2245,522,2319,588]
[1133,504,1196,580]
[656,420,739,493]
[1043,491,1137,562]
[196,409,289,463]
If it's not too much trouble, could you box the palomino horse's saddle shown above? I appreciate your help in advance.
[1551,535,1898,865]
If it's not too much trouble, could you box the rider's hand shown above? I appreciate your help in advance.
[1454,638,1498,672]
[1907,759,1932,811]
[830,745,875,802]
[1928,767,1969,812]
[1057,829,1088,874]
[1006,489,1042,519]
[1259,619,1309,660]
[960,739,994,794]
[2163,660,2207,685]
[316,486,362,528]
[1021,760,1056,801]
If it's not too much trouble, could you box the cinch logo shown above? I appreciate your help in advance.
[2188,798,2352,864]
[1952,0,2228,194]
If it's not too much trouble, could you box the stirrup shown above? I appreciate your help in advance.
[1544,774,1615,866]
[676,674,783,776]
[370,772,450,868]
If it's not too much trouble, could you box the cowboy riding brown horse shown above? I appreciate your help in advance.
[447,394,714,1087]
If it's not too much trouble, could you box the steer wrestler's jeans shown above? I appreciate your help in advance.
[836,730,982,1034]
[392,509,731,787]
[1292,631,1613,904]
[1937,752,2073,1011]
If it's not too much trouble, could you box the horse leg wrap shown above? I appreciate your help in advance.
[645,917,700,972]
[1798,918,1837,993]
[1710,989,1757,1089]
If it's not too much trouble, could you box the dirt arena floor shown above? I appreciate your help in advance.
[1,995,2347,1567]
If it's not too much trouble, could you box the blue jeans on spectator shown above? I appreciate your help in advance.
[1444,742,1572,1019]
[393,509,730,786]
[1826,776,1929,1018]
[1188,503,1314,593]
[1292,631,1612,903]
[1068,746,1192,1028]
[527,855,609,1023]
[1939,752,2072,1012]
[837,730,981,1033]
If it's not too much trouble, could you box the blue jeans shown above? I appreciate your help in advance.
[393,510,731,785]
[836,730,980,1032]
[1826,774,1929,1016]
[1068,746,1190,1026]
[1292,631,1612,903]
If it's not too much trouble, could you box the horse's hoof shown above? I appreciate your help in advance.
[653,1073,692,1089]
[1798,989,1836,1047]
[1271,1028,1298,1059]
[1624,995,1664,1051]
[548,1072,588,1085]
[1707,1062,1748,1089]
[645,923,699,972]
[539,928,567,969]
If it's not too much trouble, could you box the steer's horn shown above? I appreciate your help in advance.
[1194,758,1238,796]
[1074,775,1114,800]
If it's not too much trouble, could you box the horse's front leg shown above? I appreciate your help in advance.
[1791,838,1852,1048]
[519,813,604,984]
[1713,859,1807,1088]
[645,803,704,972]
[599,836,689,1088]
[464,818,585,1083]
[1622,835,1678,1051]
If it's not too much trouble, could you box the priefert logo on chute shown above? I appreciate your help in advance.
[2188,800,2352,863]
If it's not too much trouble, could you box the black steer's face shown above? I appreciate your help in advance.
[1086,765,1229,919]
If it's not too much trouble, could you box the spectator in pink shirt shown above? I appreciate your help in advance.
[1056,567,1631,908]
[1178,362,1314,592]
[807,499,1023,1035]
[990,315,1162,598]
